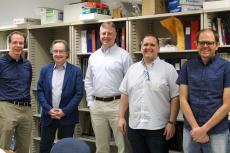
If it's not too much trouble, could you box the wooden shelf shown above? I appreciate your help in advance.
[133,50,197,55]
[128,11,202,21]
[203,7,230,13]
[77,53,92,57]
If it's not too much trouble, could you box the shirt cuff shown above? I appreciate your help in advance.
[87,100,94,107]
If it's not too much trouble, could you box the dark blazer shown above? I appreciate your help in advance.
[37,62,83,126]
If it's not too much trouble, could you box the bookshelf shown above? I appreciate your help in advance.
[203,8,230,48]
[128,11,203,62]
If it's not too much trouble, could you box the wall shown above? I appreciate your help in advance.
[0,0,142,27]
[0,0,81,26]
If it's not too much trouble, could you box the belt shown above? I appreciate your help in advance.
[95,95,121,102]
[7,101,31,107]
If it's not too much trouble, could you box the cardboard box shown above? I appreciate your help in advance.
[179,0,204,5]
[40,7,63,24]
[203,0,230,10]
[79,13,112,21]
[142,0,167,16]
[13,18,40,26]
[64,3,84,23]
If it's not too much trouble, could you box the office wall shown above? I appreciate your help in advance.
[0,0,80,26]
[0,0,142,26]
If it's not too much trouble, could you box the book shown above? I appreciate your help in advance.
[223,16,230,45]
[217,17,223,46]
[190,19,199,49]
[81,30,87,53]
[87,30,92,53]
[91,29,96,52]
[121,26,126,49]
[184,22,191,50]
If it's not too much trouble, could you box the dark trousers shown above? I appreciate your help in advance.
[128,127,168,153]
[39,120,75,153]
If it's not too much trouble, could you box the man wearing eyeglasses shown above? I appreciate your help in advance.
[37,40,83,153]
[118,35,179,153]
[177,29,230,153]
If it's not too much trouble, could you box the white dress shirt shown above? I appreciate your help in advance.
[52,63,66,108]
[119,57,179,130]
[85,44,132,107]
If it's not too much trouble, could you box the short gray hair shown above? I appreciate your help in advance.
[100,22,116,32]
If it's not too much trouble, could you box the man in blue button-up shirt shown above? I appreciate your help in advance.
[0,31,32,153]
[177,29,230,153]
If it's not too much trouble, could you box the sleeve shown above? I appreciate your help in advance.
[37,67,52,113]
[224,62,230,88]
[176,61,188,85]
[122,52,133,75]
[84,57,95,107]
[168,65,179,98]
[119,68,130,95]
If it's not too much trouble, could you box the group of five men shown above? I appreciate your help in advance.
[0,21,229,153]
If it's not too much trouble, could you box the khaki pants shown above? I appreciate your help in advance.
[0,102,32,153]
[90,99,128,153]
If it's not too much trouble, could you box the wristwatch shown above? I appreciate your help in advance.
[168,121,176,125]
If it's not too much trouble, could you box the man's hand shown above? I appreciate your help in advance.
[48,108,65,119]
[54,108,65,119]
[164,123,175,140]
[190,127,209,143]
[118,117,127,135]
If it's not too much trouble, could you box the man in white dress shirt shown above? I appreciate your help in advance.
[118,35,179,153]
[85,22,132,153]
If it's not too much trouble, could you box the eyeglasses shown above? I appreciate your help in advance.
[197,41,216,46]
[52,50,66,54]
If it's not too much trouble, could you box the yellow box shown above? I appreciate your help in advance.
[142,0,167,16]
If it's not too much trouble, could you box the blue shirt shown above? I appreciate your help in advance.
[177,54,230,134]
[0,54,32,102]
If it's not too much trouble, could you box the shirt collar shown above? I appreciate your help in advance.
[53,62,67,70]
[101,43,117,54]
[6,53,23,63]
[197,54,218,65]
[141,56,159,67]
